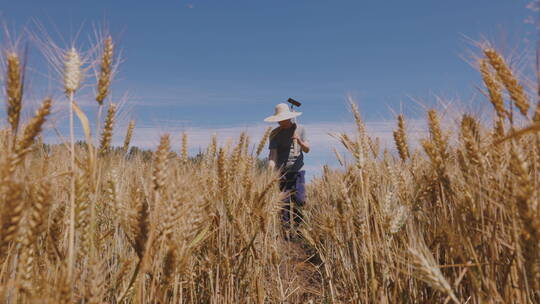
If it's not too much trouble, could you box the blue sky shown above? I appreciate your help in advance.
[0,0,537,179]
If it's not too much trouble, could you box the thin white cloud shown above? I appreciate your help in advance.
[37,102,429,181]
[110,119,428,180]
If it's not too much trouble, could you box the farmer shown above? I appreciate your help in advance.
[264,103,310,232]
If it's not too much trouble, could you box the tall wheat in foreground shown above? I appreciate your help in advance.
[303,47,539,303]
[0,29,539,304]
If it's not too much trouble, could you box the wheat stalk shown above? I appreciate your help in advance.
[509,146,540,292]
[64,46,83,281]
[333,148,345,166]
[217,147,228,199]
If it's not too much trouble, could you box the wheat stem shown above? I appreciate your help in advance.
[67,91,76,281]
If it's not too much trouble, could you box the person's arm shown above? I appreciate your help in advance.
[268,149,277,169]
[292,128,310,153]
[295,137,310,153]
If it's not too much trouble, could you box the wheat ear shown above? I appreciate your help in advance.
[203,134,218,168]
[209,134,217,159]
[230,132,246,177]
[421,139,444,174]
[217,147,228,198]
[0,181,23,255]
[333,148,345,166]
[393,114,410,161]
[10,98,52,170]
[14,98,52,152]
[75,165,91,258]
[242,157,254,201]
[46,205,65,262]
[161,191,184,240]
[117,187,148,302]
[349,101,369,162]
[181,132,188,165]
[256,127,272,157]
[408,227,460,303]
[123,120,135,153]
[86,255,106,304]
[99,103,116,155]
[427,109,449,162]
[460,115,483,168]
[484,48,530,117]
[242,134,250,157]
[479,59,507,120]
[161,242,177,289]
[5,52,24,138]
[18,181,52,292]
[96,36,113,105]
[121,187,149,259]
[152,134,171,192]
[64,47,83,95]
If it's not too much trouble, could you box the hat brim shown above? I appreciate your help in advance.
[264,112,302,122]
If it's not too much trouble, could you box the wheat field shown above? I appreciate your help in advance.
[0,29,539,303]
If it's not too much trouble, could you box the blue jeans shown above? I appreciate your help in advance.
[280,170,306,228]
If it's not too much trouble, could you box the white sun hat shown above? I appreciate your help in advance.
[264,103,302,122]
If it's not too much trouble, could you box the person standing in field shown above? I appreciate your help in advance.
[264,103,310,233]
